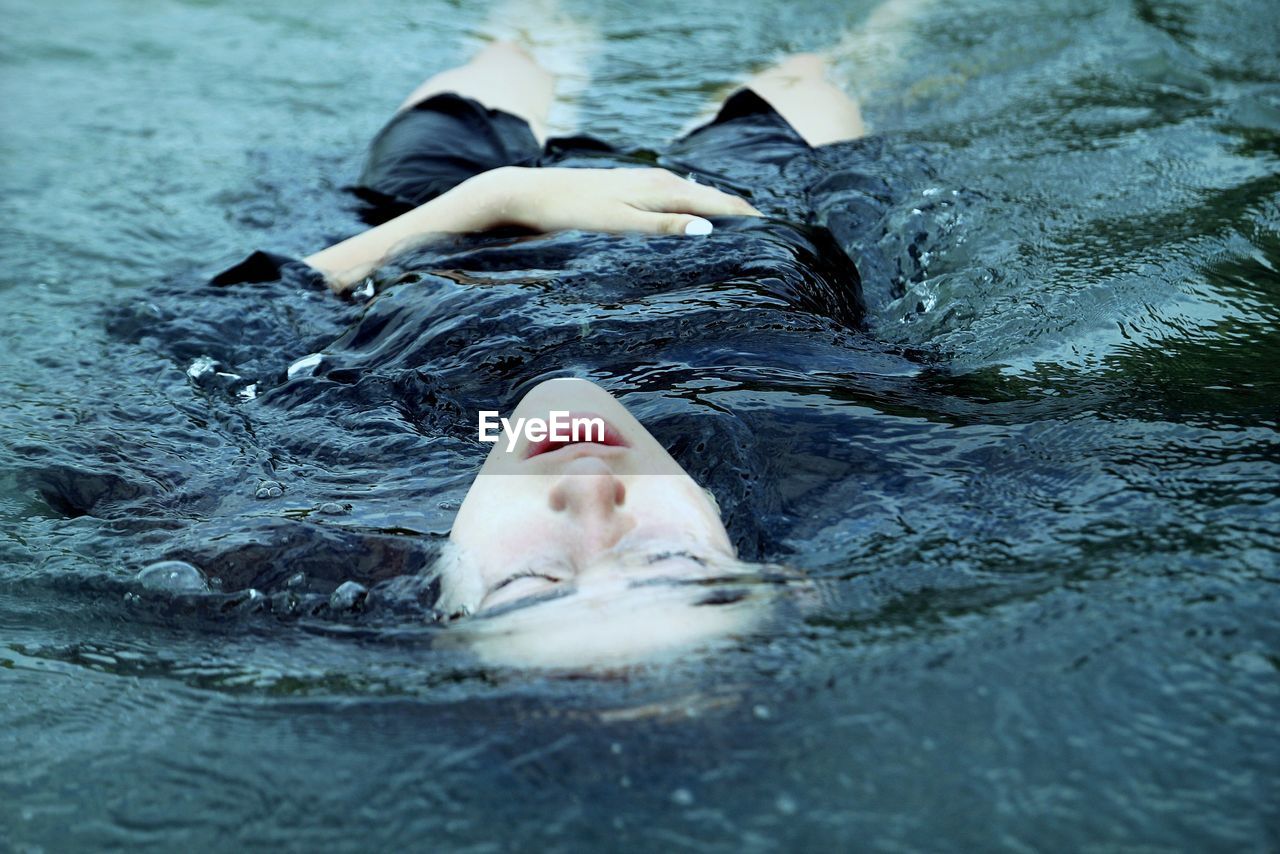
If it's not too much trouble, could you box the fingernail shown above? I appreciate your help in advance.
[684,217,713,236]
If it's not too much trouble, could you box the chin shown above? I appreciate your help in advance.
[438,581,776,671]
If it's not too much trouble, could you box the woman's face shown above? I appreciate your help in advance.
[447,378,737,614]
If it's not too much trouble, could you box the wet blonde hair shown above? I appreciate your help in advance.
[430,539,484,619]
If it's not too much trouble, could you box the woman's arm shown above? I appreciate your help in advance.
[305,166,760,294]
[304,173,500,294]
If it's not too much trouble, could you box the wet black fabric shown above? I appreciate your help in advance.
[349,92,545,223]
[209,250,329,289]
[202,91,938,557]
[277,88,936,319]
[347,90,919,310]
[352,90,807,219]
[50,90,950,603]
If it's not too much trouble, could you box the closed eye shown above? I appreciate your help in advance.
[479,569,569,611]
[490,570,564,593]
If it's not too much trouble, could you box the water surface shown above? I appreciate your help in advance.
[2,0,1278,849]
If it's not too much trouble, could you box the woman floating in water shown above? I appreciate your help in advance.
[238,41,872,665]
[93,13,943,668]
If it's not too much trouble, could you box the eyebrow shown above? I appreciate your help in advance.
[644,550,708,566]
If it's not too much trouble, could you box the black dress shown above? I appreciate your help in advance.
[39,88,947,613]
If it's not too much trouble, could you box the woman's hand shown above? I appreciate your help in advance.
[307,165,760,294]
[472,166,761,236]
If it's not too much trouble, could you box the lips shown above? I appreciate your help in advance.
[525,411,629,460]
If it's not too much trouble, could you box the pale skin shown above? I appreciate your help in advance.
[304,42,865,294]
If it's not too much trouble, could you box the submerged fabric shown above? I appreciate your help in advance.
[350,88,927,311]
[34,90,949,612]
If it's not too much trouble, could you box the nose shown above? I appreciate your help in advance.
[548,456,627,514]
[547,458,631,550]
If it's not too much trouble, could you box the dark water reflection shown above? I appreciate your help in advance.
[2,0,1278,850]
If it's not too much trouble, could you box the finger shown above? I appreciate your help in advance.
[649,179,763,217]
[610,208,717,236]
[690,181,762,217]
[678,171,763,216]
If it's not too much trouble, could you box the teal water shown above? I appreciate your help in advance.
[2,0,1278,850]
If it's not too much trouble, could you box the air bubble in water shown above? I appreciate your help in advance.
[137,560,209,592]
[255,480,284,500]
[329,580,368,611]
